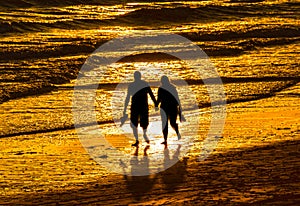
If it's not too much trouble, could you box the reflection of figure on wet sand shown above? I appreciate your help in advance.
[131,145,150,176]
[161,145,188,191]
[155,75,185,145]
[122,71,157,147]
[163,145,181,169]
[121,146,157,200]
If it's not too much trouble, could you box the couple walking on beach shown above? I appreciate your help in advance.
[122,71,185,147]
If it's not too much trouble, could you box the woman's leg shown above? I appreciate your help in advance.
[160,108,168,143]
[170,108,181,140]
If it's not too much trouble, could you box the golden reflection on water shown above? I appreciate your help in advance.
[213,43,299,77]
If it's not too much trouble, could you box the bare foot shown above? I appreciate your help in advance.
[131,140,139,147]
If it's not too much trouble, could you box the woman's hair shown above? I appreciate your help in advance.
[161,75,170,85]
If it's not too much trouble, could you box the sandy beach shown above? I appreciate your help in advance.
[1,82,299,205]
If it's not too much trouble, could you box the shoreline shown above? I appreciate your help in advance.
[1,78,298,139]
[0,83,299,204]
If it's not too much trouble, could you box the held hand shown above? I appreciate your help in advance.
[180,114,186,122]
[154,102,159,111]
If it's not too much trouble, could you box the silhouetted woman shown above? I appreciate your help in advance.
[156,76,185,144]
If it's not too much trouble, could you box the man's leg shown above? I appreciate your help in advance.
[143,129,150,143]
[130,109,139,146]
[140,109,150,143]
[131,126,139,146]
[132,126,138,141]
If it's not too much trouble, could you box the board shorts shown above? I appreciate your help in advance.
[130,107,149,129]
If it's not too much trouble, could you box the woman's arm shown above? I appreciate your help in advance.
[156,88,162,108]
[175,87,186,122]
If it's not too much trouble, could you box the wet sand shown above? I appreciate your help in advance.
[0,83,299,205]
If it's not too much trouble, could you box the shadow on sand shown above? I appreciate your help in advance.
[121,144,187,201]
[6,139,300,205]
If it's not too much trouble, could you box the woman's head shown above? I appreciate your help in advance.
[161,75,170,85]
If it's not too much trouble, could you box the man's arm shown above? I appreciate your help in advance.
[174,88,185,122]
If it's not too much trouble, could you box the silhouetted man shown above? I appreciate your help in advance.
[123,71,156,146]
[155,75,185,145]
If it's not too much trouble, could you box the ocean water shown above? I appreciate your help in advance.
[0,0,299,137]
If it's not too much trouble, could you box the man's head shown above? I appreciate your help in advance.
[134,71,141,81]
